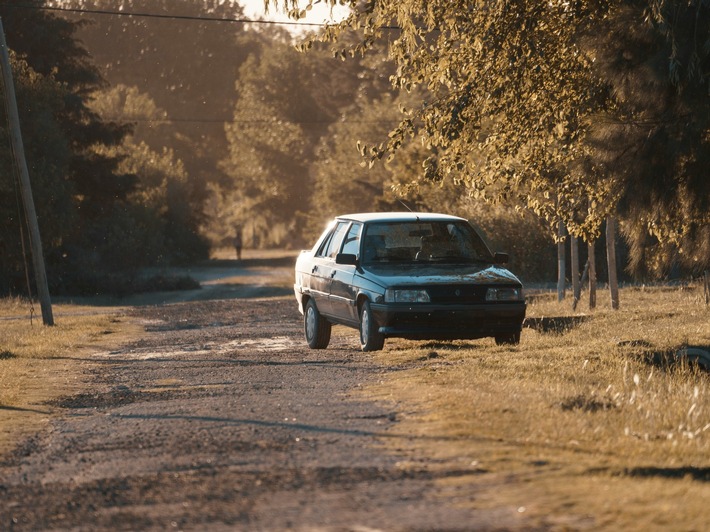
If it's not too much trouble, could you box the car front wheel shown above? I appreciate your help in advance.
[359,300,384,352]
[495,331,521,346]
[304,298,331,349]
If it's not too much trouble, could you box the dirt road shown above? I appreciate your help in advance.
[0,260,525,531]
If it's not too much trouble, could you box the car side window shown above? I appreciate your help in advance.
[318,221,350,259]
[341,223,362,257]
[315,231,335,258]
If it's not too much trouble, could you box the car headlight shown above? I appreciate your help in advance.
[385,289,431,303]
[486,287,524,301]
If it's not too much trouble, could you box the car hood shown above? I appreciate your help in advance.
[361,263,522,286]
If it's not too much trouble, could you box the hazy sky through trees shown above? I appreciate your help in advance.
[240,0,348,29]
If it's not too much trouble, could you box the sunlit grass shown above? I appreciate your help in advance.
[363,284,710,528]
[0,298,138,454]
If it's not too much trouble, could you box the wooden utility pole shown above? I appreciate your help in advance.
[0,18,54,325]
[606,217,619,310]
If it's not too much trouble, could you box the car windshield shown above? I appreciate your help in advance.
[360,221,494,265]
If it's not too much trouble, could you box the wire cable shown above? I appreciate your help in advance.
[8,3,331,28]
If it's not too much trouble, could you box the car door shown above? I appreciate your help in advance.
[309,221,349,317]
[329,222,361,323]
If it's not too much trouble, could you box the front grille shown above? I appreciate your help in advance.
[424,285,488,304]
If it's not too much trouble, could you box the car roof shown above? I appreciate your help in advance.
[336,212,467,224]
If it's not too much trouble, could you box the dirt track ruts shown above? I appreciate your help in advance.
[0,296,528,531]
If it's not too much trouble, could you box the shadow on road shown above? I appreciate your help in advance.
[54,252,299,308]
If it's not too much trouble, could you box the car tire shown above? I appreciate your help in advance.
[359,299,384,352]
[495,331,521,346]
[304,298,331,349]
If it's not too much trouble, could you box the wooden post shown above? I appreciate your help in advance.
[0,18,54,325]
[570,234,580,305]
[557,221,566,302]
[588,240,596,310]
[606,217,619,310]
[704,270,709,306]
[572,259,589,312]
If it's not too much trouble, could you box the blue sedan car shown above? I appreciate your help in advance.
[294,212,526,351]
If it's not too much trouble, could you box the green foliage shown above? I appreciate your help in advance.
[0,54,77,294]
[274,0,710,278]
[308,91,400,230]
[0,0,139,295]
[0,3,208,296]
[307,88,555,280]
[61,0,257,191]
[298,0,613,236]
[87,88,209,267]
[219,28,375,248]
[4,0,699,290]
[220,39,313,247]
[589,1,710,274]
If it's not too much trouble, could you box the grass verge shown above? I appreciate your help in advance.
[0,298,140,456]
[364,285,710,530]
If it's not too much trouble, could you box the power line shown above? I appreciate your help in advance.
[9,3,332,28]
[7,4,405,127]
[107,116,402,126]
[11,3,400,31]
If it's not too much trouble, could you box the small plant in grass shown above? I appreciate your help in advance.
[0,349,17,360]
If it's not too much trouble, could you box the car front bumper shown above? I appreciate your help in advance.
[370,302,526,340]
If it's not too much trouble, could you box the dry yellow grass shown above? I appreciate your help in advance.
[364,285,710,530]
[0,298,139,455]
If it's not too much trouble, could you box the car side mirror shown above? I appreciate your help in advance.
[493,252,509,264]
[335,253,358,266]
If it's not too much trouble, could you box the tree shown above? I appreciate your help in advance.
[606,217,619,309]
[309,92,401,227]
[0,2,212,295]
[0,53,75,294]
[277,1,611,234]
[557,222,566,302]
[220,33,316,247]
[270,0,710,279]
[59,0,259,197]
[0,1,136,294]
[88,85,209,266]
[219,27,382,248]
[1,1,134,214]
[588,1,710,276]
[310,87,556,280]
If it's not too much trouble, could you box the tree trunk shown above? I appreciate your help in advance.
[572,259,589,312]
[605,217,619,310]
[588,240,596,310]
[557,221,566,302]
[571,235,580,305]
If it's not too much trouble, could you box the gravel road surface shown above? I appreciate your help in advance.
[0,283,525,530]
